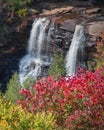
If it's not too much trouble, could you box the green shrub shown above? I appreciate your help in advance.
[6,0,33,11]
[88,59,104,71]
[23,75,36,89]
[49,52,65,77]
[32,112,56,130]
[95,59,104,69]
[5,72,21,102]
[3,0,34,18]
[17,8,28,18]
[5,73,36,102]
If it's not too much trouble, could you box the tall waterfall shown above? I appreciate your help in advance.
[65,25,85,76]
[19,18,53,86]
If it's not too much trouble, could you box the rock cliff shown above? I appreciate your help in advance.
[0,1,104,92]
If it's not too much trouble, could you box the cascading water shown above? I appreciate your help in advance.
[65,25,86,76]
[19,18,53,86]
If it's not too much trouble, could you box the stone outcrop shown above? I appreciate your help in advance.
[85,8,102,14]
[41,6,74,16]
[60,19,77,32]
[0,1,104,92]
[86,31,104,71]
[86,21,104,36]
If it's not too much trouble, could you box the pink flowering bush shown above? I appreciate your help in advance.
[18,67,104,129]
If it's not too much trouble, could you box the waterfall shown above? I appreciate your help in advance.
[65,25,85,76]
[19,18,53,86]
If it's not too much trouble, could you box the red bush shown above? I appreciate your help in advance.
[18,67,104,129]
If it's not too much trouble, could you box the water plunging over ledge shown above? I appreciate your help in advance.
[19,18,53,86]
[19,19,86,85]
[65,25,86,76]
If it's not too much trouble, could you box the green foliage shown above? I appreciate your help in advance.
[87,61,93,71]
[19,67,104,129]
[0,25,11,47]
[32,112,56,130]
[6,0,33,11]
[94,59,104,69]
[0,97,56,130]
[5,73,35,102]
[49,52,66,77]
[3,0,34,18]
[17,8,28,18]
[23,76,35,89]
[5,73,21,102]
[88,59,104,71]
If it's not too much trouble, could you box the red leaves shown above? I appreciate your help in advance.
[18,67,104,129]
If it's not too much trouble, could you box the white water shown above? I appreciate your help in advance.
[19,18,52,86]
[65,25,85,76]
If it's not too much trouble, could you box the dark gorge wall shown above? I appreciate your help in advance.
[0,1,104,92]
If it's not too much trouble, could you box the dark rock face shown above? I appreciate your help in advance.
[85,8,102,15]
[60,19,77,32]
[86,21,104,37]
[0,57,20,92]
[0,1,104,92]
[54,26,73,50]
[0,29,29,92]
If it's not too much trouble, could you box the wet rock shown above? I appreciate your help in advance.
[85,34,96,47]
[53,25,73,50]
[86,13,103,19]
[28,9,39,15]
[41,6,74,16]
[85,8,102,15]
[60,19,77,32]
[86,41,95,47]
[86,21,104,36]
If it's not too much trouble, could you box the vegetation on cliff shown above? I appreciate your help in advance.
[0,1,104,129]
[1,67,104,129]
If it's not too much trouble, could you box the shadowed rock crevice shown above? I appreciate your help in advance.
[0,1,104,92]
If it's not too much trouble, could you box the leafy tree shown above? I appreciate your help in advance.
[49,52,66,77]
[2,0,34,18]
[5,72,35,102]
[0,97,56,130]
[5,72,21,102]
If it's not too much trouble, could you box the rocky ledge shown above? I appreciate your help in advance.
[0,1,104,92]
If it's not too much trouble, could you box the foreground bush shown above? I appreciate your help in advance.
[5,72,35,102]
[49,52,65,77]
[0,97,56,130]
[18,67,104,130]
[5,73,21,102]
